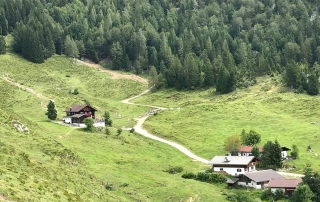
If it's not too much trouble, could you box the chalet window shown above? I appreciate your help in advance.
[220,168,223,171]
[237,169,241,172]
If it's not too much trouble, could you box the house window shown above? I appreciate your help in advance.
[220,168,223,171]
[237,169,242,172]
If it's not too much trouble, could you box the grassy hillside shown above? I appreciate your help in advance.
[0,53,242,201]
[135,77,320,173]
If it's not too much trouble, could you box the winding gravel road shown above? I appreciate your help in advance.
[122,89,210,164]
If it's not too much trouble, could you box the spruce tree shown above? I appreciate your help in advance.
[0,36,6,54]
[307,73,319,95]
[45,100,57,120]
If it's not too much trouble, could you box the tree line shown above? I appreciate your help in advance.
[1,0,320,94]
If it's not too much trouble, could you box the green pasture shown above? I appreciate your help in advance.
[136,77,320,173]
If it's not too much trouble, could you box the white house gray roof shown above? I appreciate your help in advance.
[244,170,284,183]
[209,156,255,166]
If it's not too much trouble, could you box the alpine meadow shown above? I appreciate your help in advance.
[2,0,320,201]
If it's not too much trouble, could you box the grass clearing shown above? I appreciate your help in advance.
[0,53,237,201]
[136,77,320,173]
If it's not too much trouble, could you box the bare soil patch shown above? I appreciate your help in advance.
[77,60,147,83]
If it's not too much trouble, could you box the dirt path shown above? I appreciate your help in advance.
[76,60,148,83]
[277,171,304,179]
[122,89,210,164]
[1,75,52,109]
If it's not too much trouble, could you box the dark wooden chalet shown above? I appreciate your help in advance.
[63,105,97,124]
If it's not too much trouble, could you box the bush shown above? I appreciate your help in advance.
[226,191,254,202]
[181,172,196,179]
[73,88,79,95]
[261,189,274,201]
[195,172,226,184]
[116,129,122,136]
[274,189,286,201]
[129,128,135,133]
[165,166,184,174]
[105,128,111,135]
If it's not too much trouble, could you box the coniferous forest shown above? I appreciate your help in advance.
[1,0,320,94]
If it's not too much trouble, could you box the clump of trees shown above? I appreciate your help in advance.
[45,100,57,120]
[259,140,282,170]
[2,0,320,94]
[298,164,320,201]
[241,129,261,146]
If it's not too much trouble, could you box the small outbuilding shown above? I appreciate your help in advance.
[268,178,302,197]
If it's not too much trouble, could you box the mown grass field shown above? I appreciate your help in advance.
[135,77,320,173]
[0,52,245,201]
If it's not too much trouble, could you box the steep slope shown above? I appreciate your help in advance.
[0,53,230,201]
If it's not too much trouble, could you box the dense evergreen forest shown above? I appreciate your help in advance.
[1,0,320,94]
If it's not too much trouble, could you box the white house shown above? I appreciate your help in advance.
[237,170,284,189]
[209,156,257,176]
[268,178,302,197]
[281,146,291,159]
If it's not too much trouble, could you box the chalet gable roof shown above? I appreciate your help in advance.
[243,170,284,183]
[65,105,97,112]
[268,179,302,188]
[239,146,263,153]
[209,156,255,166]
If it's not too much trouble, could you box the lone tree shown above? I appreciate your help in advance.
[251,146,260,158]
[224,135,241,155]
[291,144,299,159]
[45,100,57,120]
[259,140,282,170]
[103,111,113,126]
[149,66,158,88]
[84,117,95,132]
[241,129,261,146]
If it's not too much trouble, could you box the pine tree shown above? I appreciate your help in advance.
[45,100,57,120]
[64,35,79,58]
[0,35,6,54]
[307,73,319,95]
[149,66,158,88]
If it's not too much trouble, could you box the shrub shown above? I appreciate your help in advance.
[226,191,254,202]
[274,189,286,201]
[195,172,226,184]
[105,128,111,135]
[73,88,79,95]
[181,172,196,179]
[261,188,274,201]
[129,128,135,133]
[166,166,184,174]
[116,129,122,136]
